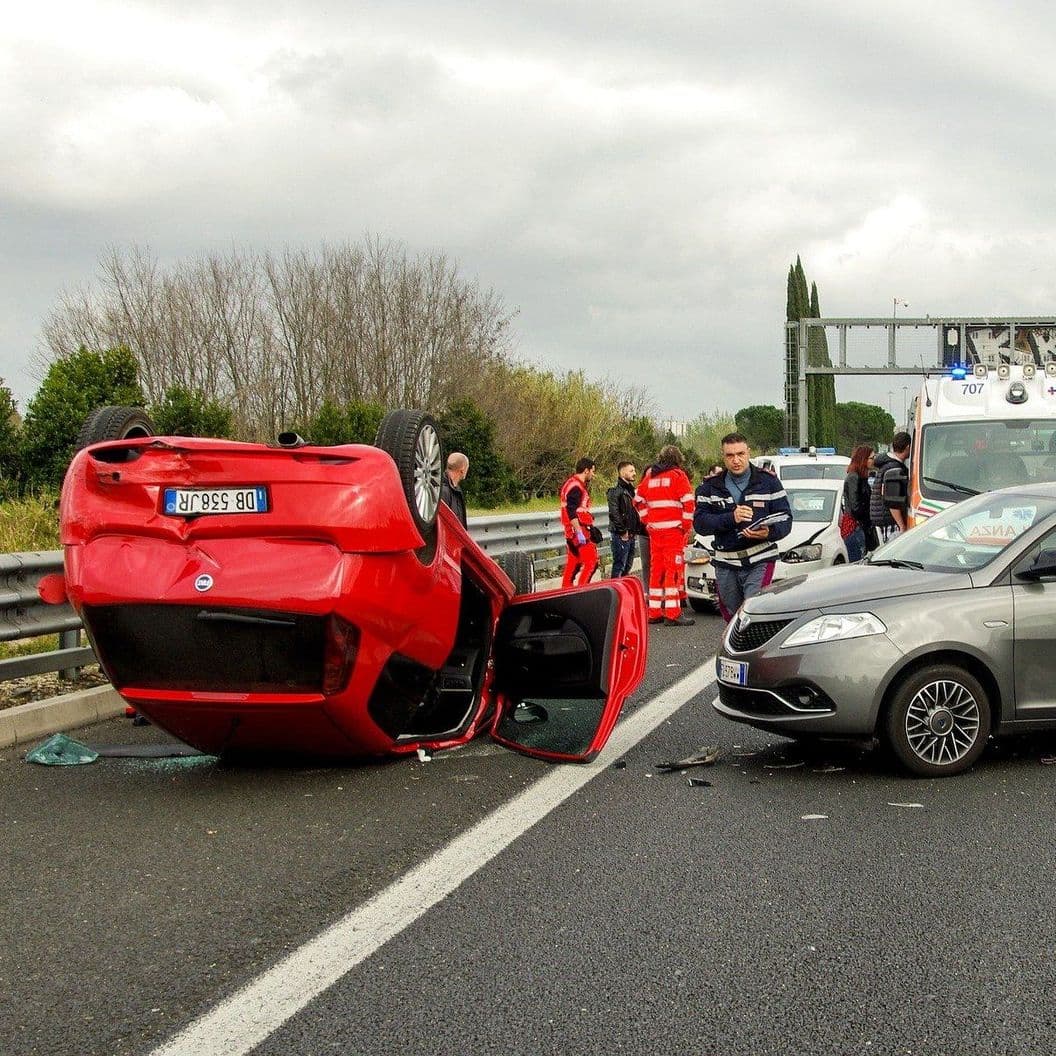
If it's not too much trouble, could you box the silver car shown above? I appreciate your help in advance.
[714,485,1056,776]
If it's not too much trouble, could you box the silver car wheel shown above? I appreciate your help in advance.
[904,678,980,766]
[414,423,442,522]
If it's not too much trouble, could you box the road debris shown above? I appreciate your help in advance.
[887,802,924,808]
[655,745,720,772]
[611,760,627,770]
[687,777,713,787]
[25,734,98,766]
[801,813,828,820]
[416,748,432,763]
[764,761,805,769]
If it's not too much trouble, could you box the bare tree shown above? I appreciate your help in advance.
[42,238,516,438]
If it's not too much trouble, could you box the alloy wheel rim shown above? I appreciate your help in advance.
[414,424,442,521]
[904,678,980,766]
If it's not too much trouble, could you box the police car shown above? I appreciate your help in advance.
[753,446,851,481]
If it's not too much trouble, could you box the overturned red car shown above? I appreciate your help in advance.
[52,407,648,762]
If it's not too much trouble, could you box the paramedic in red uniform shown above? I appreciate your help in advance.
[560,457,599,588]
[636,445,696,626]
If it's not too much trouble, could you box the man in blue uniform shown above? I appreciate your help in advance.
[694,432,793,621]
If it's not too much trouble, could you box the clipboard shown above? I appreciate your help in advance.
[738,511,790,535]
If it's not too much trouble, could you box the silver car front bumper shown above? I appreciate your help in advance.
[713,617,904,737]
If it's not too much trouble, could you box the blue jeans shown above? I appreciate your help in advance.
[610,533,636,577]
[844,526,865,562]
[714,561,775,621]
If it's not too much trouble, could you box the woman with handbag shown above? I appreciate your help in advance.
[841,445,874,562]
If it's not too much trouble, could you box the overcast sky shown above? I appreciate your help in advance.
[5,0,1056,424]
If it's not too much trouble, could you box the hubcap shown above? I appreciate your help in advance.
[905,679,980,766]
[413,424,442,521]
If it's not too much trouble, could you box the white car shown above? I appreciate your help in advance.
[685,477,850,613]
[752,447,850,481]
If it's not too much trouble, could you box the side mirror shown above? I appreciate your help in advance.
[1017,548,1056,581]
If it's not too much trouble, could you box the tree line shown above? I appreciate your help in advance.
[0,239,895,506]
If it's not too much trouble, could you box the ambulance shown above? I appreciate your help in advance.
[908,361,1056,526]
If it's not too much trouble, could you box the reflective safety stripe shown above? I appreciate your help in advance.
[645,498,682,508]
[648,519,682,529]
[680,493,693,502]
[744,490,786,501]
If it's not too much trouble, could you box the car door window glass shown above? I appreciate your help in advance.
[495,698,607,756]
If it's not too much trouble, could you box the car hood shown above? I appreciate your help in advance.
[779,519,833,548]
[744,562,974,616]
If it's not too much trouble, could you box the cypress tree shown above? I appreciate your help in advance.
[809,281,837,447]
[784,259,836,449]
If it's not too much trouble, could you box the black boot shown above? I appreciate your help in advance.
[665,614,695,626]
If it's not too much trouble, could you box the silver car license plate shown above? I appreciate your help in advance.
[163,487,268,516]
[717,657,748,686]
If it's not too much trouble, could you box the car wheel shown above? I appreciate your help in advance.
[495,551,535,595]
[688,597,715,614]
[374,409,443,541]
[884,663,991,777]
[75,406,155,450]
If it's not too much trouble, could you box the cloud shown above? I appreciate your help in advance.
[3,0,1056,425]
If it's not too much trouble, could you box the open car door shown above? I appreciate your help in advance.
[489,578,648,762]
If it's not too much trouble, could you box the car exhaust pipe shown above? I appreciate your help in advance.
[276,431,307,448]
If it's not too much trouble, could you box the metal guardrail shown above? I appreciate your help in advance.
[0,509,615,683]
[468,508,612,578]
[0,552,92,680]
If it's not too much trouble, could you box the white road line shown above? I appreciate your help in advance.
[151,664,717,1056]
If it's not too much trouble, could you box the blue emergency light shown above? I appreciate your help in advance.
[950,366,968,380]
[777,446,837,456]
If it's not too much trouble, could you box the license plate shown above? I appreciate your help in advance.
[717,657,748,686]
[163,487,268,516]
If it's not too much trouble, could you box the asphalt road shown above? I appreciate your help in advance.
[4,607,1056,1055]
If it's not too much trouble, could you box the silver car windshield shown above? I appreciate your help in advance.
[871,490,1056,572]
[921,420,1056,499]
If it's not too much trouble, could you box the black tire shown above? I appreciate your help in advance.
[373,410,443,540]
[688,597,716,614]
[496,551,536,595]
[75,406,155,451]
[883,662,991,777]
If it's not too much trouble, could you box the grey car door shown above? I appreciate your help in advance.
[1012,528,1056,718]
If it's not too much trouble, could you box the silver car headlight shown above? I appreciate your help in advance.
[781,612,886,648]
[782,544,822,563]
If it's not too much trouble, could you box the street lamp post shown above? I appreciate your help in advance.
[893,298,909,318]
[888,390,893,416]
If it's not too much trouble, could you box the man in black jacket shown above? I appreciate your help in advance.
[606,461,641,577]
[440,452,469,527]
[869,432,911,543]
